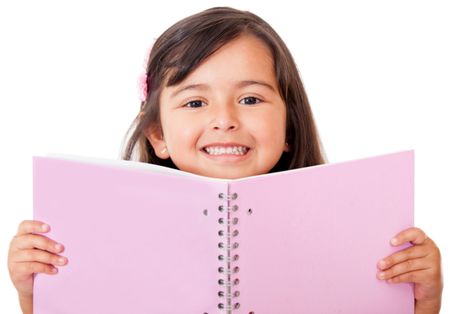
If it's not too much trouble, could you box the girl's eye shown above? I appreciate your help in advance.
[240,96,261,105]
[183,100,205,108]
[183,97,261,108]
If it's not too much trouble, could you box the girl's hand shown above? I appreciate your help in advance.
[7,220,68,298]
[377,227,443,314]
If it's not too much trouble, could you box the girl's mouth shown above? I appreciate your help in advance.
[202,146,250,156]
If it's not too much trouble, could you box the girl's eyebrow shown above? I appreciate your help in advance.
[170,80,276,98]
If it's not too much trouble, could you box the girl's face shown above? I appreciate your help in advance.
[147,35,288,179]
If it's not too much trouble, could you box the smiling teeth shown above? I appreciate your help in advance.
[205,146,249,155]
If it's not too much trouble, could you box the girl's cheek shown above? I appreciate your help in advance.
[180,126,200,143]
[167,124,202,150]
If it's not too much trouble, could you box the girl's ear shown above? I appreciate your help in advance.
[144,125,170,159]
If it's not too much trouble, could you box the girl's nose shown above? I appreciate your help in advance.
[210,104,240,131]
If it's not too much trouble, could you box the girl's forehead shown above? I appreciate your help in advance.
[165,35,276,88]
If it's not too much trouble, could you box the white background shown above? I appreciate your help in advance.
[0,0,448,312]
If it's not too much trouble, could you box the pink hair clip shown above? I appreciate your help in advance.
[137,42,155,103]
[138,73,148,102]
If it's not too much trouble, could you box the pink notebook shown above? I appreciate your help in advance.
[33,150,414,313]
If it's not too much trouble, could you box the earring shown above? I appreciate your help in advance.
[160,147,167,154]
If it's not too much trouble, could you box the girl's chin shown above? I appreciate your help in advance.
[195,166,260,180]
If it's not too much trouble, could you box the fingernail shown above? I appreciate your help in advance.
[57,257,66,265]
[42,224,50,232]
[390,237,399,245]
[51,267,58,273]
[378,272,386,279]
[55,243,63,251]
[378,260,386,268]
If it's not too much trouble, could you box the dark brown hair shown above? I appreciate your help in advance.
[121,6,327,171]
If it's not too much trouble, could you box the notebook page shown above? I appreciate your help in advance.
[228,150,414,313]
[33,156,227,313]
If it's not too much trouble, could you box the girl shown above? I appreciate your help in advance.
[8,6,442,314]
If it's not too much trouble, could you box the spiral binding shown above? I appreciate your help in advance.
[217,191,240,312]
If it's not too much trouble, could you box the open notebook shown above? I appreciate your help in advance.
[33,150,414,313]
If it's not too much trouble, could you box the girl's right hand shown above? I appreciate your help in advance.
[7,220,68,298]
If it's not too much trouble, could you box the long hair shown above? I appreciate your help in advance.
[121,7,327,171]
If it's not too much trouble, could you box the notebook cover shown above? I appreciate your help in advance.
[33,150,414,313]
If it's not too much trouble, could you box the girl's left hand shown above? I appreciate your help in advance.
[377,227,443,313]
